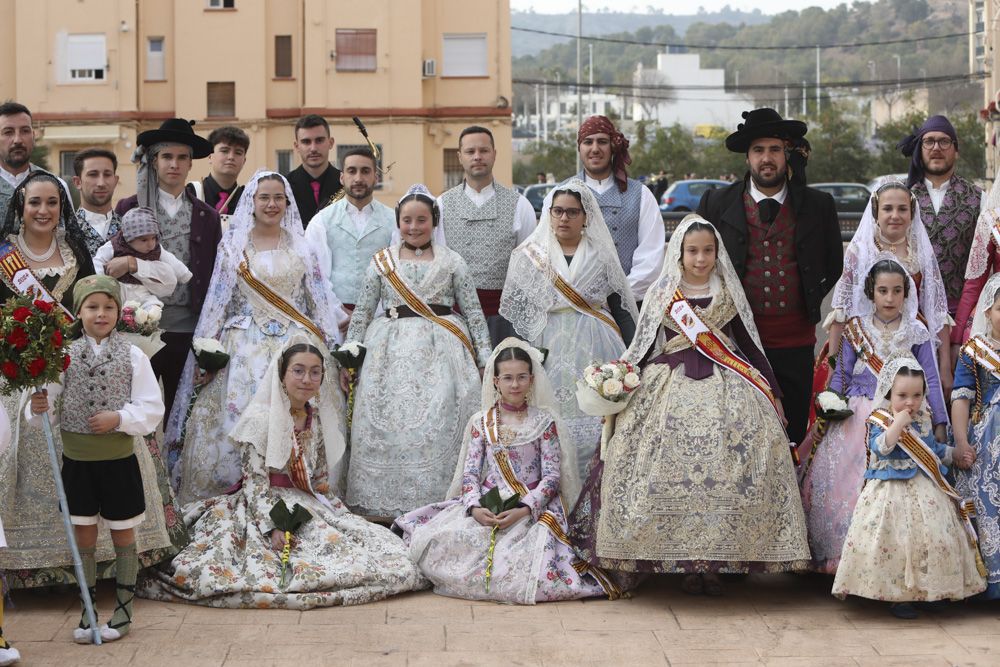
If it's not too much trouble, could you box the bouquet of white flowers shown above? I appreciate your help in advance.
[575,361,641,459]
[117,300,164,358]
[815,389,853,421]
[192,337,230,372]
[331,341,365,369]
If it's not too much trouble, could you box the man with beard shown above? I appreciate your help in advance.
[697,108,842,444]
[0,102,74,223]
[898,115,982,322]
[541,115,664,305]
[305,147,393,325]
[73,148,123,243]
[187,126,249,229]
[438,125,536,344]
[287,114,342,226]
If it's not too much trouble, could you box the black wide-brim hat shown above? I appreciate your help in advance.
[137,118,213,158]
[725,108,808,153]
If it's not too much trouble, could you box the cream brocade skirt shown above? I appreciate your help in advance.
[595,362,810,569]
[832,473,986,602]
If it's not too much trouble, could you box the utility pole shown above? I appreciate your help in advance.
[735,70,740,92]
[784,86,789,118]
[555,71,562,133]
[815,46,821,115]
[801,82,807,115]
[576,0,583,172]
[535,85,541,141]
[543,82,548,142]
[589,43,594,117]
[893,54,901,92]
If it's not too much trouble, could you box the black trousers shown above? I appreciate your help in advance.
[764,345,815,445]
[151,331,193,420]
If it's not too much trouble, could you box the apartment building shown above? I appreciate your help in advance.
[0,0,514,202]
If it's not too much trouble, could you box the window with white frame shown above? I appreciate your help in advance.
[66,34,107,82]
[146,37,165,81]
[441,33,487,77]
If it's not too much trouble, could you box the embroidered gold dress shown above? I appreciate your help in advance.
[571,288,810,573]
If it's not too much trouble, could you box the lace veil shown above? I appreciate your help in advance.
[965,176,1000,280]
[499,179,637,341]
[164,170,348,446]
[852,251,930,348]
[230,337,346,488]
[446,338,583,510]
[622,215,763,364]
[873,355,930,413]
[831,189,948,341]
[969,272,1000,339]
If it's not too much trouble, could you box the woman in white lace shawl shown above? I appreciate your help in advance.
[568,215,809,597]
[166,170,348,505]
[953,176,1000,346]
[500,180,638,479]
[826,181,952,393]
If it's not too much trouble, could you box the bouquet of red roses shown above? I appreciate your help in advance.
[0,294,72,395]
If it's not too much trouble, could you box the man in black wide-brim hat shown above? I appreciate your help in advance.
[697,108,843,445]
[116,118,222,419]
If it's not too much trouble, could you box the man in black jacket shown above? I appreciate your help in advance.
[697,108,842,444]
[286,114,342,226]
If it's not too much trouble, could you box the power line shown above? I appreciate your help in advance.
[511,26,976,51]
[513,71,986,93]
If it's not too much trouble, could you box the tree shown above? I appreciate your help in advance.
[513,132,578,184]
[806,104,869,183]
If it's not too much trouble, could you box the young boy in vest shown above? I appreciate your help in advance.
[0,407,20,665]
[28,275,164,644]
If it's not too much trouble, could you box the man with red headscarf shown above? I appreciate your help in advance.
[541,115,664,303]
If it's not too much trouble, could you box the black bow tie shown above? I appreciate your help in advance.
[757,198,780,224]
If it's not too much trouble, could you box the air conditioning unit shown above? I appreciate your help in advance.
[422,59,437,78]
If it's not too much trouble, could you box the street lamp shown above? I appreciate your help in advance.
[893,54,901,92]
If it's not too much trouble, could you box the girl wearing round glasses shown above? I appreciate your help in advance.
[500,180,638,479]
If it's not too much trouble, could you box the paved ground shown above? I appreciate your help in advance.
[5,572,1000,666]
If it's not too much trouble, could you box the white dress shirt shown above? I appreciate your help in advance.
[346,201,374,235]
[27,336,165,436]
[539,175,665,300]
[0,165,30,189]
[158,188,186,218]
[81,208,116,240]
[748,179,788,205]
[924,178,949,215]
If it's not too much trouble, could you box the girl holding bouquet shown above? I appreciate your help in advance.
[500,180,638,479]
[394,338,611,603]
[570,215,809,596]
[167,171,347,505]
[798,256,948,573]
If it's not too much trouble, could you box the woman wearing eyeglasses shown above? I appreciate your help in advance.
[500,180,638,479]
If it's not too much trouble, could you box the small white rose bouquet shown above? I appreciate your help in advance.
[576,360,641,458]
[331,341,366,369]
[192,336,230,372]
[116,300,164,357]
[815,389,853,421]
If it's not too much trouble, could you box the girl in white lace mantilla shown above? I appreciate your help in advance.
[569,216,809,596]
[341,185,492,518]
[142,341,426,609]
[394,338,612,603]
[500,180,638,479]
[168,170,348,505]
[832,358,985,618]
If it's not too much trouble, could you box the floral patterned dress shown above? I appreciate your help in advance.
[394,407,609,603]
[176,236,327,505]
[344,245,491,517]
[141,412,427,609]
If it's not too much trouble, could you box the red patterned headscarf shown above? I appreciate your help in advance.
[578,115,631,193]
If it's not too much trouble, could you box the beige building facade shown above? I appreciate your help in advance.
[0,0,514,204]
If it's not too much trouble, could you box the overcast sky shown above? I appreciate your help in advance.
[511,0,844,14]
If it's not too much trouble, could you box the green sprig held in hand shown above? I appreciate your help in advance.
[269,498,313,589]
[479,487,521,593]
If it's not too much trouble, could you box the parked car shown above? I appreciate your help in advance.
[811,182,872,214]
[523,183,556,215]
[866,174,908,191]
[660,179,730,212]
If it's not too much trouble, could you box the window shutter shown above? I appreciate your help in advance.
[442,33,487,77]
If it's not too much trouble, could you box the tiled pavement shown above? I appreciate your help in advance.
[5,572,999,666]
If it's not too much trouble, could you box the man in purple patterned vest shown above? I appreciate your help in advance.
[898,115,982,322]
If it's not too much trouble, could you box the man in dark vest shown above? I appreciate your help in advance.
[898,115,982,325]
[541,115,664,304]
[697,108,843,444]
[116,119,221,417]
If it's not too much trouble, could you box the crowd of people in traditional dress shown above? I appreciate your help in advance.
[0,96,998,663]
